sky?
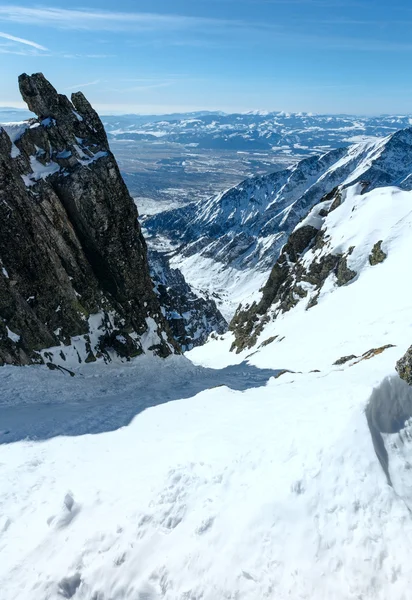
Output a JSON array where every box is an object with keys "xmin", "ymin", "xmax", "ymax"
[{"xmin": 0, "ymin": 0, "xmax": 411, "ymax": 115}]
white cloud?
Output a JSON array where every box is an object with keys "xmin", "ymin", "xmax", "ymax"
[
  {"xmin": 0, "ymin": 30, "xmax": 47, "ymax": 50},
  {"xmin": 65, "ymin": 80, "xmax": 101, "ymax": 90},
  {"xmin": 0, "ymin": 6, "xmax": 243, "ymax": 32},
  {"xmin": 62, "ymin": 53, "xmax": 115, "ymax": 59}
]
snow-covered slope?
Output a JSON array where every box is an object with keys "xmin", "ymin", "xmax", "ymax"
[
  {"xmin": 225, "ymin": 182, "xmax": 412, "ymax": 359},
  {"xmin": 2, "ymin": 183, "xmax": 412, "ymax": 599},
  {"xmin": 145, "ymin": 128, "xmax": 412, "ymax": 317}
]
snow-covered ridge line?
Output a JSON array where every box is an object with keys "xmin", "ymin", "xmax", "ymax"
[
  {"xmin": 229, "ymin": 182, "xmax": 412, "ymax": 356},
  {"xmin": 145, "ymin": 127, "xmax": 412, "ymax": 317}
]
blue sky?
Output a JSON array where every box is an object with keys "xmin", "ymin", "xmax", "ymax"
[{"xmin": 0, "ymin": 0, "xmax": 411, "ymax": 115}]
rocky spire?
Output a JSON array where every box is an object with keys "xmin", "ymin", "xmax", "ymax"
[{"xmin": 0, "ymin": 73, "xmax": 178, "ymax": 366}]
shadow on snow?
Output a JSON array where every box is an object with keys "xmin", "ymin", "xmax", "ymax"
[{"xmin": 0, "ymin": 358, "xmax": 281, "ymax": 444}]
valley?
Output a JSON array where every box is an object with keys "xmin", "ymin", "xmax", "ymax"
[{"xmin": 109, "ymin": 138, "xmax": 297, "ymax": 215}]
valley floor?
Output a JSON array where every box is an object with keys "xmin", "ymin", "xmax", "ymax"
[{"xmin": 1, "ymin": 342, "xmax": 412, "ymax": 600}]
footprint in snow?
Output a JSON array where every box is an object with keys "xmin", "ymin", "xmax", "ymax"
[{"xmin": 48, "ymin": 492, "xmax": 81, "ymax": 529}]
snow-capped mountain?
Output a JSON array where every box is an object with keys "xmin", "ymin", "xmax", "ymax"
[
  {"xmin": 228, "ymin": 182, "xmax": 410, "ymax": 352},
  {"xmin": 5, "ymin": 75, "xmax": 412, "ymax": 600},
  {"xmin": 145, "ymin": 128, "xmax": 412, "ymax": 317},
  {"xmin": 103, "ymin": 111, "xmax": 412, "ymax": 153}
]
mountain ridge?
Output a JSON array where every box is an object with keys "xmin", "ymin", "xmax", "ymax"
[{"xmin": 144, "ymin": 127, "xmax": 412, "ymax": 316}]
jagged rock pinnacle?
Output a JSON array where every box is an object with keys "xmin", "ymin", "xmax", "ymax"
[{"xmin": 0, "ymin": 73, "xmax": 177, "ymax": 365}]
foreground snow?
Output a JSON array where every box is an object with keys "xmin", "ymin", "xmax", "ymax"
[
  {"xmin": 2, "ymin": 183, "xmax": 412, "ymax": 598},
  {"xmin": 1, "ymin": 353, "xmax": 411, "ymax": 600}
]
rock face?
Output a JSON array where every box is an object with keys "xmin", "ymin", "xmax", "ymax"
[
  {"xmin": 229, "ymin": 188, "xmax": 358, "ymax": 352},
  {"xmin": 149, "ymin": 250, "xmax": 227, "ymax": 350},
  {"xmin": 0, "ymin": 73, "xmax": 177, "ymax": 366},
  {"xmin": 396, "ymin": 346, "xmax": 412, "ymax": 386},
  {"xmin": 369, "ymin": 241, "xmax": 387, "ymax": 266}
]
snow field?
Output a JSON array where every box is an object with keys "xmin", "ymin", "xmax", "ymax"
[{"xmin": 2, "ymin": 183, "xmax": 412, "ymax": 598}]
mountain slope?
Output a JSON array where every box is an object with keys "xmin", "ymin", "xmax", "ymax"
[
  {"xmin": 145, "ymin": 128, "xmax": 412, "ymax": 316},
  {"xmin": 149, "ymin": 250, "xmax": 227, "ymax": 350},
  {"xmin": 227, "ymin": 182, "xmax": 412, "ymax": 356},
  {"xmin": 2, "ymin": 181, "xmax": 412, "ymax": 599}
]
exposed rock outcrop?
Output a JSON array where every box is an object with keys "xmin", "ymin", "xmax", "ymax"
[
  {"xmin": 149, "ymin": 250, "xmax": 227, "ymax": 350},
  {"xmin": 369, "ymin": 241, "xmax": 387, "ymax": 266},
  {"xmin": 0, "ymin": 73, "xmax": 177, "ymax": 366},
  {"xmin": 229, "ymin": 184, "xmax": 368, "ymax": 353},
  {"xmin": 229, "ymin": 187, "xmax": 361, "ymax": 353},
  {"xmin": 396, "ymin": 346, "xmax": 412, "ymax": 385}
]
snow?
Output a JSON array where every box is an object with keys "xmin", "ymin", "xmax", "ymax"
[
  {"xmin": 1, "ymin": 266, "xmax": 9, "ymax": 279},
  {"xmin": 10, "ymin": 143, "xmax": 20, "ymax": 158},
  {"xmin": 22, "ymin": 156, "xmax": 61, "ymax": 186},
  {"xmin": 76, "ymin": 150, "xmax": 108, "ymax": 166},
  {"xmin": 0, "ymin": 122, "xmax": 27, "ymax": 158},
  {"xmin": 6, "ymin": 326, "xmax": 20, "ymax": 343},
  {"xmin": 170, "ymin": 252, "xmax": 269, "ymax": 320},
  {"xmin": 2, "ymin": 184, "xmax": 412, "ymax": 598},
  {"xmin": 56, "ymin": 149, "xmax": 72, "ymax": 159},
  {"xmin": 72, "ymin": 110, "xmax": 83, "ymax": 122},
  {"xmin": 293, "ymin": 198, "xmax": 334, "ymax": 232},
  {"xmin": 1, "ymin": 121, "xmax": 28, "ymax": 143}
]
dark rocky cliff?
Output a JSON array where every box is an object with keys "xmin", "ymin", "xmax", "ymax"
[
  {"xmin": 0, "ymin": 73, "xmax": 178, "ymax": 366},
  {"xmin": 149, "ymin": 250, "xmax": 227, "ymax": 351}
]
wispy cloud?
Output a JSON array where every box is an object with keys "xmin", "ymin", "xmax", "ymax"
[
  {"xmin": 62, "ymin": 53, "xmax": 115, "ymax": 59},
  {"xmin": 65, "ymin": 80, "xmax": 101, "ymax": 91},
  {"xmin": 0, "ymin": 5, "xmax": 409, "ymax": 56},
  {"xmin": 0, "ymin": 47, "xmax": 43, "ymax": 55},
  {"xmin": 205, "ymin": 0, "xmax": 366, "ymax": 5},
  {"xmin": 106, "ymin": 79, "xmax": 179, "ymax": 94},
  {"xmin": 0, "ymin": 30, "xmax": 47, "ymax": 50},
  {"xmin": 0, "ymin": 6, "xmax": 245, "ymax": 32}
]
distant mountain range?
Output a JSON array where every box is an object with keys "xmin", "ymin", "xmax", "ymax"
[
  {"xmin": 102, "ymin": 111, "xmax": 412, "ymax": 154},
  {"xmin": 3, "ymin": 107, "xmax": 412, "ymax": 155}
]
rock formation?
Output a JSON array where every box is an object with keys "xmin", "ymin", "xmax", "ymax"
[
  {"xmin": 0, "ymin": 73, "xmax": 178, "ymax": 366},
  {"xmin": 149, "ymin": 250, "xmax": 227, "ymax": 350},
  {"xmin": 396, "ymin": 346, "xmax": 412, "ymax": 386}
]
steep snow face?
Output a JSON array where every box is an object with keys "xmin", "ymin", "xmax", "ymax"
[
  {"xmin": 3, "ymin": 180, "xmax": 412, "ymax": 597},
  {"xmin": 217, "ymin": 183, "xmax": 412, "ymax": 366},
  {"xmin": 145, "ymin": 129, "xmax": 412, "ymax": 317}
]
